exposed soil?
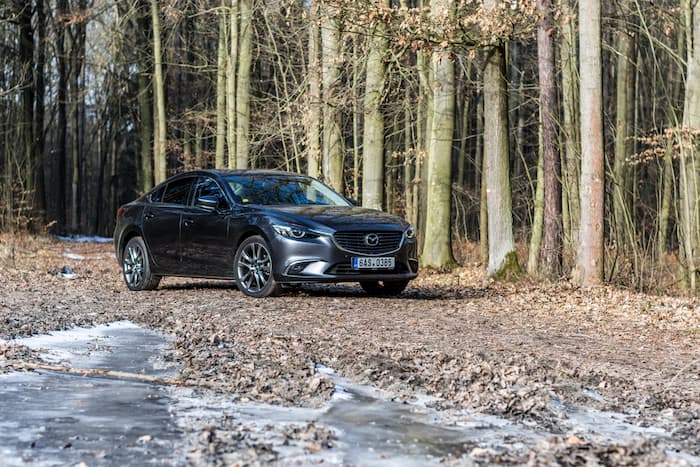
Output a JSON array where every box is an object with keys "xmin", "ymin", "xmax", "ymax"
[{"xmin": 1, "ymin": 235, "xmax": 699, "ymax": 465}]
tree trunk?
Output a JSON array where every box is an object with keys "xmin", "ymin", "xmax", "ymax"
[
  {"xmin": 575, "ymin": 0, "xmax": 605, "ymax": 286},
  {"xmin": 679, "ymin": 0, "xmax": 700, "ymax": 289},
  {"xmin": 151, "ymin": 0, "xmax": 167, "ymax": 184},
  {"xmin": 18, "ymin": 0, "xmax": 34, "ymax": 227},
  {"xmin": 137, "ymin": 70, "xmax": 153, "ymax": 191},
  {"xmin": 421, "ymin": 0, "xmax": 455, "ymax": 268},
  {"xmin": 33, "ymin": 0, "xmax": 47, "ymax": 218},
  {"xmin": 56, "ymin": 0, "xmax": 69, "ymax": 231},
  {"xmin": 362, "ymin": 0, "xmax": 389, "ymax": 210},
  {"xmin": 235, "ymin": 0, "xmax": 253, "ymax": 169},
  {"xmin": 306, "ymin": 0, "xmax": 321, "ymax": 178},
  {"xmin": 215, "ymin": 5, "xmax": 227, "ymax": 169},
  {"xmin": 320, "ymin": 4, "xmax": 344, "ymax": 192},
  {"xmin": 538, "ymin": 0, "xmax": 562, "ymax": 278},
  {"xmin": 528, "ymin": 137, "xmax": 545, "ymax": 275},
  {"xmin": 227, "ymin": 0, "xmax": 238, "ymax": 168},
  {"xmin": 483, "ymin": 19, "xmax": 520, "ymax": 278},
  {"xmin": 613, "ymin": 22, "xmax": 635, "ymax": 251},
  {"xmin": 476, "ymin": 91, "xmax": 487, "ymax": 263},
  {"xmin": 559, "ymin": 0, "xmax": 580, "ymax": 253}
]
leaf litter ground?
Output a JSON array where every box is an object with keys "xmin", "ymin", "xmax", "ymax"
[{"xmin": 0, "ymin": 235, "xmax": 699, "ymax": 465}]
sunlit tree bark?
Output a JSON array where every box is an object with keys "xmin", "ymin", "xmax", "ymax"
[
  {"xmin": 226, "ymin": 0, "xmax": 238, "ymax": 168},
  {"xmin": 361, "ymin": 0, "xmax": 389, "ymax": 210},
  {"xmin": 151, "ymin": 0, "xmax": 167, "ymax": 184},
  {"xmin": 215, "ymin": 5, "xmax": 227, "ymax": 169},
  {"xmin": 422, "ymin": 0, "xmax": 455, "ymax": 268},
  {"xmin": 320, "ymin": 3, "xmax": 343, "ymax": 192},
  {"xmin": 484, "ymin": 0, "xmax": 520, "ymax": 279},
  {"xmin": 575, "ymin": 0, "xmax": 605, "ymax": 285},
  {"xmin": 235, "ymin": 0, "xmax": 252, "ymax": 169},
  {"xmin": 680, "ymin": 0, "xmax": 700, "ymax": 289}
]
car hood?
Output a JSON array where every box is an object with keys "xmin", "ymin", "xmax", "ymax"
[{"xmin": 254, "ymin": 205, "xmax": 409, "ymax": 232}]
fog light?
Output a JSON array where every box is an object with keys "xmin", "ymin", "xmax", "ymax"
[{"xmin": 287, "ymin": 261, "xmax": 313, "ymax": 275}]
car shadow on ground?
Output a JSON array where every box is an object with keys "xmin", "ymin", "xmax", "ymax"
[{"xmin": 158, "ymin": 279, "xmax": 492, "ymax": 301}]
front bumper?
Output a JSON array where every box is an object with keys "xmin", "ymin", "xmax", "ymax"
[{"xmin": 268, "ymin": 233, "xmax": 419, "ymax": 283}]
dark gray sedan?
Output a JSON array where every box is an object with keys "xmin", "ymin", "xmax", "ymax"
[{"xmin": 114, "ymin": 170, "xmax": 418, "ymax": 297}]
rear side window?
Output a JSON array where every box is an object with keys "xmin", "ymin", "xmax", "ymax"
[
  {"xmin": 162, "ymin": 177, "xmax": 195, "ymax": 205},
  {"xmin": 149, "ymin": 186, "xmax": 165, "ymax": 203}
]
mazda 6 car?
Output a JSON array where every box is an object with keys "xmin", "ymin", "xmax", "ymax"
[{"xmin": 114, "ymin": 170, "xmax": 418, "ymax": 297}]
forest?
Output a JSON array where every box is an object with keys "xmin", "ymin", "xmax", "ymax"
[{"xmin": 1, "ymin": 0, "xmax": 699, "ymax": 292}]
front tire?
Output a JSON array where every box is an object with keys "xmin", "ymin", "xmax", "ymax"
[
  {"xmin": 360, "ymin": 280, "xmax": 409, "ymax": 296},
  {"xmin": 234, "ymin": 235, "xmax": 281, "ymax": 298},
  {"xmin": 122, "ymin": 237, "xmax": 160, "ymax": 291}
]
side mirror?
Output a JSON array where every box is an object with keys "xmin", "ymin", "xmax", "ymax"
[{"xmin": 196, "ymin": 195, "xmax": 219, "ymax": 211}]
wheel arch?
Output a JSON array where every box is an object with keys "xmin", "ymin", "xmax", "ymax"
[
  {"xmin": 234, "ymin": 226, "xmax": 270, "ymax": 251},
  {"xmin": 118, "ymin": 228, "xmax": 144, "ymax": 264}
]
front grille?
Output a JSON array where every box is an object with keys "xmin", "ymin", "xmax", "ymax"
[{"xmin": 332, "ymin": 231, "xmax": 404, "ymax": 255}]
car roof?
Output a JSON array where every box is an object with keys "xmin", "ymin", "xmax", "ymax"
[
  {"xmin": 145, "ymin": 169, "xmax": 309, "ymax": 196},
  {"xmin": 198, "ymin": 169, "xmax": 306, "ymax": 177}
]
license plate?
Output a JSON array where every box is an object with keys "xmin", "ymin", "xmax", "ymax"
[{"xmin": 352, "ymin": 257, "xmax": 395, "ymax": 270}]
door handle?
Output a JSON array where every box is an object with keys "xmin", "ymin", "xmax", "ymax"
[{"xmin": 183, "ymin": 218, "xmax": 194, "ymax": 227}]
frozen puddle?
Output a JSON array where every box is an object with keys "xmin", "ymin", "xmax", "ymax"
[
  {"xmin": 1, "ymin": 322, "xmax": 696, "ymax": 466},
  {"xmin": 0, "ymin": 321, "xmax": 183, "ymax": 466}
]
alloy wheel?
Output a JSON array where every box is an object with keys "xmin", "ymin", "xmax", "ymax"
[
  {"xmin": 123, "ymin": 243, "xmax": 145, "ymax": 288},
  {"xmin": 237, "ymin": 241, "xmax": 272, "ymax": 293}
]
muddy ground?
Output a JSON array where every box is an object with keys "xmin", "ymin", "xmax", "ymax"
[{"xmin": 1, "ymin": 236, "xmax": 699, "ymax": 465}]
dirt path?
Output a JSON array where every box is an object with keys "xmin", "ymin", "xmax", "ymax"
[{"xmin": 1, "ymin": 237, "xmax": 699, "ymax": 464}]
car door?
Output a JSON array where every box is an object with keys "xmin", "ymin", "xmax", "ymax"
[
  {"xmin": 142, "ymin": 176, "xmax": 195, "ymax": 274},
  {"xmin": 180, "ymin": 177, "xmax": 234, "ymax": 278}
]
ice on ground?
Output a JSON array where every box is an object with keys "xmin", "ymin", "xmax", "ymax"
[
  {"xmin": 55, "ymin": 235, "xmax": 112, "ymax": 243},
  {"xmin": 62, "ymin": 252, "xmax": 85, "ymax": 260}
]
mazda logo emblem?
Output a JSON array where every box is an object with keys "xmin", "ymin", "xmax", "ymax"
[{"xmin": 364, "ymin": 233, "xmax": 380, "ymax": 246}]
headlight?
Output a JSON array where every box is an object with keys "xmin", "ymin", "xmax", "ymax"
[
  {"xmin": 272, "ymin": 224, "xmax": 320, "ymax": 239},
  {"xmin": 405, "ymin": 225, "xmax": 416, "ymax": 239}
]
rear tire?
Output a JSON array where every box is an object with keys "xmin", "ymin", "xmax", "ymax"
[
  {"xmin": 122, "ymin": 237, "xmax": 160, "ymax": 291},
  {"xmin": 234, "ymin": 235, "xmax": 281, "ymax": 298},
  {"xmin": 360, "ymin": 280, "xmax": 409, "ymax": 296}
]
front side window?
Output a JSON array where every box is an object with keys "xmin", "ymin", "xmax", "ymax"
[
  {"xmin": 224, "ymin": 175, "xmax": 350, "ymax": 206},
  {"xmin": 162, "ymin": 177, "xmax": 195, "ymax": 205}
]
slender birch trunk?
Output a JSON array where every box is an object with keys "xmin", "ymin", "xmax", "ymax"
[
  {"xmin": 559, "ymin": 0, "xmax": 580, "ymax": 253},
  {"xmin": 613, "ymin": 20, "xmax": 634, "ymax": 251},
  {"xmin": 306, "ymin": 0, "xmax": 321, "ymax": 178},
  {"xmin": 227, "ymin": 0, "xmax": 238, "ymax": 168},
  {"xmin": 215, "ymin": 5, "xmax": 227, "ymax": 169},
  {"xmin": 151, "ymin": 0, "xmax": 167, "ymax": 184},
  {"xmin": 528, "ymin": 137, "xmax": 544, "ymax": 275},
  {"xmin": 236, "ymin": 0, "xmax": 253, "ymax": 169}
]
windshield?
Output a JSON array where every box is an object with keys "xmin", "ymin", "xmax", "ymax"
[{"xmin": 224, "ymin": 175, "xmax": 351, "ymax": 207}]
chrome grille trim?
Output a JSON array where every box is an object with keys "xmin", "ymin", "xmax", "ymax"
[{"xmin": 332, "ymin": 231, "xmax": 405, "ymax": 255}]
